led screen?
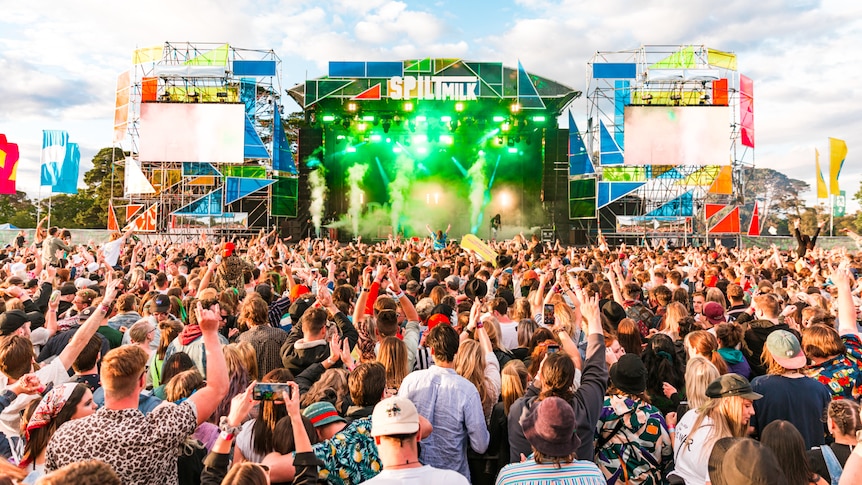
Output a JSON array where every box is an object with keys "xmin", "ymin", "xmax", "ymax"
[
  {"xmin": 623, "ymin": 106, "xmax": 730, "ymax": 166},
  {"xmin": 139, "ymin": 103, "xmax": 244, "ymax": 163}
]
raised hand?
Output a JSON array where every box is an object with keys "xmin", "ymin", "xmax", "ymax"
[
  {"xmin": 195, "ymin": 302, "xmax": 222, "ymax": 334},
  {"xmin": 227, "ymin": 382, "xmax": 256, "ymax": 427}
]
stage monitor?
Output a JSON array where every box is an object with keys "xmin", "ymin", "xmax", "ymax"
[
  {"xmin": 623, "ymin": 106, "xmax": 730, "ymax": 166},
  {"xmin": 139, "ymin": 103, "xmax": 244, "ymax": 163}
]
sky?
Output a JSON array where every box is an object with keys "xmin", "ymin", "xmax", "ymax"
[{"xmin": 1, "ymin": 0, "xmax": 859, "ymax": 212}]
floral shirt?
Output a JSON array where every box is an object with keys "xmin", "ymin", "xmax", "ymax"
[
  {"xmin": 804, "ymin": 334, "xmax": 862, "ymax": 401},
  {"xmin": 594, "ymin": 395, "xmax": 673, "ymax": 485},
  {"xmin": 308, "ymin": 417, "xmax": 381, "ymax": 485}
]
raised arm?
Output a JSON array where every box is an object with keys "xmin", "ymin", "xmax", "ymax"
[
  {"xmin": 832, "ymin": 264, "xmax": 859, "ymax": 338},
  {"xmin": 188, "ymin": 302, "xmax": 230, "ymax": 426},
  {"xmin": 57, "ymin": 277, "xmax": 121, "ymax": 370}
]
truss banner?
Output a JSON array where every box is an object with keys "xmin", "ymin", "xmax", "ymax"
[
  {"xmin": 705, "ymin": 203, "xmax": 727, "ymax": 220},
  {"xmin": 747, "ymin": 202, "xmax": 760, "ymax": 236},
  {"xmin": 709, "ymin": 206, "xmax": 740, "ymax": 233},
  {"xmin": 568, "ymin": 113, "xmax": 593, "ymax": 176},
  {"xmin": 107, "ymin": 201, "xmax": 119, "ymax": 231},
  {"xmin": 740, "ymin": 75, "xmax": 754, "ymax": 148},
  {"xmin": 113, "ymin": 71, "xmax": 131, "ymax": 144},
  {"xmin": 172, "ymin": 189, "xmax": 223, "ymax": 216},
  {"xmin": 225, "ymin": 177, "xmax": 275, "ymax": 205}
]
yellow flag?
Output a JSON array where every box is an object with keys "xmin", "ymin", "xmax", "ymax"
[
  {"xmin": 829, "ymin": 138, "xmax": 847, "ymax": 196},
  {"xmin": 815, "ymin": 149, "xmax": 828, "ymax": 199}
]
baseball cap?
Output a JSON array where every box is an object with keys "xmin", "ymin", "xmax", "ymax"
[
  {"xmin": 302, "ymin": 402, "xmax": 346, "ymax": 428},
  {"xmin": 703, "ymin": 302, "xmax": 726, "ymax": 325},
  {"xmin": 223, "ymin": 242, "xmax": 236, "ymax": 258},
  {"xmin": 371, "ymin": 396, "xmax": 420, "ymax": 437},
  {"xmin": 59, "ymin": 283, "xmax": 78, "ymax": 296},
  {"xmin": 523, "ymin": 270, "xmax": 538, "ymax": 281},
  {"xmin": 0, "ymin": 310, "xmax": 29, "ymax": 336},
  {"xmin": 705, "ymin": 373, "xmax": 762, "ymax": 400},
  {"xmin": 151, "ymin": 294, "xmax": 171, "ymax": 313},
  {"xmin": 427, "ymin": 313, "xmax": 450, "ymax": 330},
  {"xmin": 765, "ymin": 329, "xmax": 807, "ymax": 370},
  {"xmin": 290, "ymin": 284, "xmax": 310, "ymax": 301},
  {"xmin": 78, "ymin": 306, "xmax": 98, "ymax": 321}
]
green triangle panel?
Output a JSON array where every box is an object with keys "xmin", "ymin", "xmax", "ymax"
[
  {"xmin": 185, "ymin": 44, "xmax": 229, "ymax": 66},
  {"xmin": 517, "ymin": 61, "xmax": 545, "ymax": 109},
  {"xmin": 222, "ymin": 165, "xmax": 266, "ymax": 179},
  {"xmin": 272, "ymin": 177, "xmax": 299, "ymax": 217},
  {"xmin": 225, "ymin": 177, "xmax": 276, "ymax": 204},
  {"xmin": 434, "ymin": 58, "xmax": 461, "ymax": 74},
  {"xmin": 404, "ymin": 58, "xmax": 431, "ymax": 73},
  {"xmin": 650, "ymin": 46, "xmax": 696, "ymax": 69},
  {"xmin": 173, "ymin": 188, "xmax": 223, "ymax": 216},
  {"xmin": 437, "ymin": 61, "xmax": 472, "ymax": 77},
  {"xmin": 305, "ymin": 79, "xmax": 354, "ymax": 105}
]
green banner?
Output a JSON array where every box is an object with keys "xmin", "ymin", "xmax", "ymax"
[{"xmin": 834, "ymin": 190, "xmax": 846, "ymax": 217}]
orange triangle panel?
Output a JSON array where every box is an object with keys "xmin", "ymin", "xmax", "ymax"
[
  {"xmin": 705, "ymin": 203, "xmax": 727, "ymax": 219},
  {"xmin": 352, "ymin": 83, "xmax": 381, "ymax": 100},
  {"xmin": 125, "ymin": 204, "xmax": 143, "ymax": 221},
  {"xmin": 709, "ymin": 207, "xmax": 740, "ymax": 234},
  {"xmin": 107, "ymin": 202, "xmax": 119, "ymax": 231},
  {"xmin": 125, "ymin": 204, "xmax": 158, "ymax": 232},
  {"xmin": 747, "ymin": 201, "xmax": 760, "ymax": 236},
  {"xmin": 708, "ymin": 165, "xmax": 733, "ymax": 195}
]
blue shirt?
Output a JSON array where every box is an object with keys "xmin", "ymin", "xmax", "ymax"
[
  {"xmin": 495, "ymin": 459, "xmax": 606, "ymax": 485},
  {"xmin": 398, "ymin": 365, "xmax": 489, "ymax": 480}
]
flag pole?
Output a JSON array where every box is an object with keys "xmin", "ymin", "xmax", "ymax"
[{"xmin": 830, "ymin": 194, "xmax": 834, "ymax": 237}]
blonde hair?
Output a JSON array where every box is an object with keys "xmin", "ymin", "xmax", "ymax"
[
  {"xmin": 685, "ymin": 356, "xmax": 720, "ymax": 411},
  {"xmin": 692, "ymin": 394, "xmax": 752, "ymax": 445},
  {"xmin": 232, "ymin": 341, "xmax": 259, "ymax": 381},
  {"xmin": 662, "ymin": 301, "xmax": 689, "ymax": 336},
  {"xmin": 454, "ymin": 339, "xmax": 494, "ymax": 418},
  {"xmin": 377, "ymin": 336, "xmax": 409, "ymax": 391},
  {"xmin": 705, "ymin": 287, "xmax": 727, "ymax": 309},
  {"xmin": 501, "ymin": 360, "xmax": 529, "ymax": 415},
  {"xmin": 481, "ymin": 314, "xmax": 508, "ymax": 352}
]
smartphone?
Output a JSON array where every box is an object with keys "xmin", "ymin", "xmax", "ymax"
[
  {"xmin": 781, "ymin": 275, "xmax": 789, "ymax": 286},
  {"xmin": 543, "ymin": 304, "xmax": 555, "ymax": 326},
  {"xmin": 547, "ymin": 345, "xmax": 560, "ymax": 354},
  {"xmin": 252, "ymin": 382, "xmax": 291, "ymax": 401}
]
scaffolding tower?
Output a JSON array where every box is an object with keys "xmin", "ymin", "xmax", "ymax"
[{"xmin": 577, "ymin": 44, "xmax": 754, "ymax": 245}]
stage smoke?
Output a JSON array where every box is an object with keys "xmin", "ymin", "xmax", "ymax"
[
  {"xmin": 346, "ymin": 163, "xmax": 368, "ymax": 236},
  {"xmin": 388, "ymin": 154, "xmax": 414, "ymax": 235},
  {"xmin": 468, "ymin": 154, "xmax": 486, "ymax": 234},
  {"xmin": 308, "ymin": 167, "xmax": 327, "ymax": 237}
]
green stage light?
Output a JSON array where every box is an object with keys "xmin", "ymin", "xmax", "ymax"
[
  {"xmin": 478, "ymin": 150, "xmax": 485, "ymax": 156},
  {"xmin": 393, "ymin": 146, "xmax": 402, "ymax": 153},
  {"xmin": 510, "ymin": 103, "xmax": 521, "ymax": 113},
  {"xmin": 346, "ymin": 146, "xmax": 357, "ymax": 153},
  {"xmin": 492, "ymin": 115, "xmax": 506, "ymax": 122},
  {"xmin": 416, "ymin": 115, "xmax": 427, "ymax": 122},
  {"xmin": 417, "ymin": 147, "xmax": 428, "ymax": 154},
  {"xmin": 404, "ymin": 102, "xmax": 414, "ymax": 112},
  {"xmin": 322, "ymin": 115, "xmax": 336, "ymax": 122},
  {"xmin": 362, "ymin": 115, "xmax": 375, "ymax": 122},
  {"xmin": 413, "ymin": 134, "xmax": 428, "ymax": 144},
  {"xmin": 507, "ymin": 147, "xmax": 518, "ymax": 153},
  {"xmin": 336, "ymin": 134, "xmax": 346, "ymax": 140},
  {"xmin": 440, "ymin": 115, "xmax": 452, "ymax": 122},
  {"xmin": 532, "ymin": 115, "xmax": 546, "ymax": 122},
  {"xmin": 501, "ymin": 122, "xmax": 511, "ymax": 132},
  {"xmin": 455, "ymin": 102, "xmax": 464, "ymax": 112},
  {"xmin": 357, "ymin": 122, "xmax": 368, "ymax": 131},
  {"xmin": 370, "ymin": 134, "xmax": 382, "ymax": 142},
  {"xmin": 385, "ymin": 137, "xmax": 392, "ymax": 143},
  {"xmin": 439, "ymin": 134, "xmax": 454, "ymax": 145}
]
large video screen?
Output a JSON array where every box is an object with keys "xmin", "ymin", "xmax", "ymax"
[
  {"xmin": 139, "ymin": 103, "xmax": 244, "ymax": 163},
  {"xmin": 623, "ymin": 106, "xmax": 730, "ymax": 166}
]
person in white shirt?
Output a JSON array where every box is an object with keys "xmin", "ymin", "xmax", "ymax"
[
  {"xmin": 489, "ymin": 297, "xmax": 518, "ymax": 350},
  {"xmin": 362, "ymin": 396, "xmax": 468, "ymax": 485}
]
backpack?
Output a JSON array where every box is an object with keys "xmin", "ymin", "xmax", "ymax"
[{"xmin": 624, "ymin": 301, "xmax": 655, "ymax": 338}]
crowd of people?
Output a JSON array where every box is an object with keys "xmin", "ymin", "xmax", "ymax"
[{"xmin": 0, "ymin": 223, "xmax": 861, "ymax": 485}]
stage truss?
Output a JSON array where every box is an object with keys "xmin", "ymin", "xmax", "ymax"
[
  {"xmin": 109, "ymin": 42, "xmax": 298, "ymax": 233},
  {"xmin": 571, "ymin": 44, "xmax": 756, "ymax": 244}
]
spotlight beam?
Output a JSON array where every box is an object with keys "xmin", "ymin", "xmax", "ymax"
[
  {"xmin": 374, "ymin": 157, "xmax": 390, "ymax": 187},
  {"xmin": 450, "ymin": 157, "xmax": 468, "ymax": 177}
]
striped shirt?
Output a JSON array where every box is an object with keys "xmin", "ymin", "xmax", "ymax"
[{"xmin": 495, "ymin": 459, "xmax": 606, "ymax": 485}]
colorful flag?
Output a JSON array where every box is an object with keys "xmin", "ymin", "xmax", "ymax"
[
  {"xmin": 829, "ymin": 137, "xmax": 847, "ymax": 196},
  {"xmin": 815, "ymin": 148, "xmax": 828, "ymax": 199},
  {"xmin": 0, "ymin": 134, "xmax": 21, "ymax": 195},
  {"xmin": 41, "ymin": 130, "xmax": 68, "ymax": 188},
  {"xmin": 52, "ymin": 142, "xmax": 80, "ymax": 194}
]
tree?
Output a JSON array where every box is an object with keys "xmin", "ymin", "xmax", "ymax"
[
  {"xmin": 77, "ymin": 147, "xmax": 126, "ymax": 227},
  {"xmin": 0, "ymin": 191, "xmax": 37, "ymax": 228},
  {"xmin": 742, "ymin": 167, "xmax": 809, "ymax": 231}
]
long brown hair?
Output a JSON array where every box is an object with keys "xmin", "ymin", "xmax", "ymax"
[
  {"xmin": 454, "ymin": 339, "xmax": 494, "ymax": 418},
  {"xmin": 501, "ymin": 360, "xmax": 529, "ymax": 415},
  {"xmin": 377, "ymin": 336, "xmax": 409, "ymax": 391}
]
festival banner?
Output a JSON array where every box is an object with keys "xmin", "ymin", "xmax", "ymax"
[
  {"xmin": 0, "ymin": 134, "xmax": 20, "ymax": 195},
  {"xmin": 52, "ymin": 142, "xmax": 80, "ymax": 194},
  {"xmin": 739, "ymin": 75, "xmax": 754, "ymax": 148},
  {"xmin": 829, "ymin": 137, "xmax": 847, "ymax": 196},
  {"xmin": 815, "ymin": 149, "xmax": 828, "ymax": 199},
  {"xmin": 41, "ymin": 130, "xmax": 68, "ymax": 188}
]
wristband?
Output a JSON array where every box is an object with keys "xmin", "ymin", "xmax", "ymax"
[
  {"xmin": 667, "ymin": 427, "xmax": 676, "ymax": 433},
  {"xmin": 394, "ymin": 291, "xmax": 405, "ymax": 299},
  {"xmin": 219, "ymin": 431, "xmax": 235, "ymax": 441},
  {"xmin": 219, "ymin": 416, "xmax": 242, "ymax": 436}
]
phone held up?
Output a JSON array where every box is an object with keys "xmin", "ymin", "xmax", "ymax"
[
  {"xmin": 253, "ymin": 382, "xmax": 291, "ymax": 401},
  {"xmin": 543, "ymin": 304, "xmax": 555, "ymax": 326}
]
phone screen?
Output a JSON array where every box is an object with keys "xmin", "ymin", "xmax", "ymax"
[
  {"xmin": 547, "ymin": 345, "xmax": 560, "ymax": 354},
  {"xmin": 253, "ymin": 383, "xmax": 291, "ymax": 401},
  {"xmin": 543, "ymin": 304, "xmax": 555, "ymax": 326}
]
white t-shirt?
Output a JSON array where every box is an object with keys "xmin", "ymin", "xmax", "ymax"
[
  {"xmin": 101, "ymin": 237, "xmax": 125, "ymax": 267},
  {"xmin": 361, "ymin": 464, "xmax": 469, "ymax": 485},
  {"xmin": 498, "ymin": 320, "xmax": 519, "ymax": 350},
  {"xmin": 668, "ymin": 409, "xmax": 715, "ymax": 485}
]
